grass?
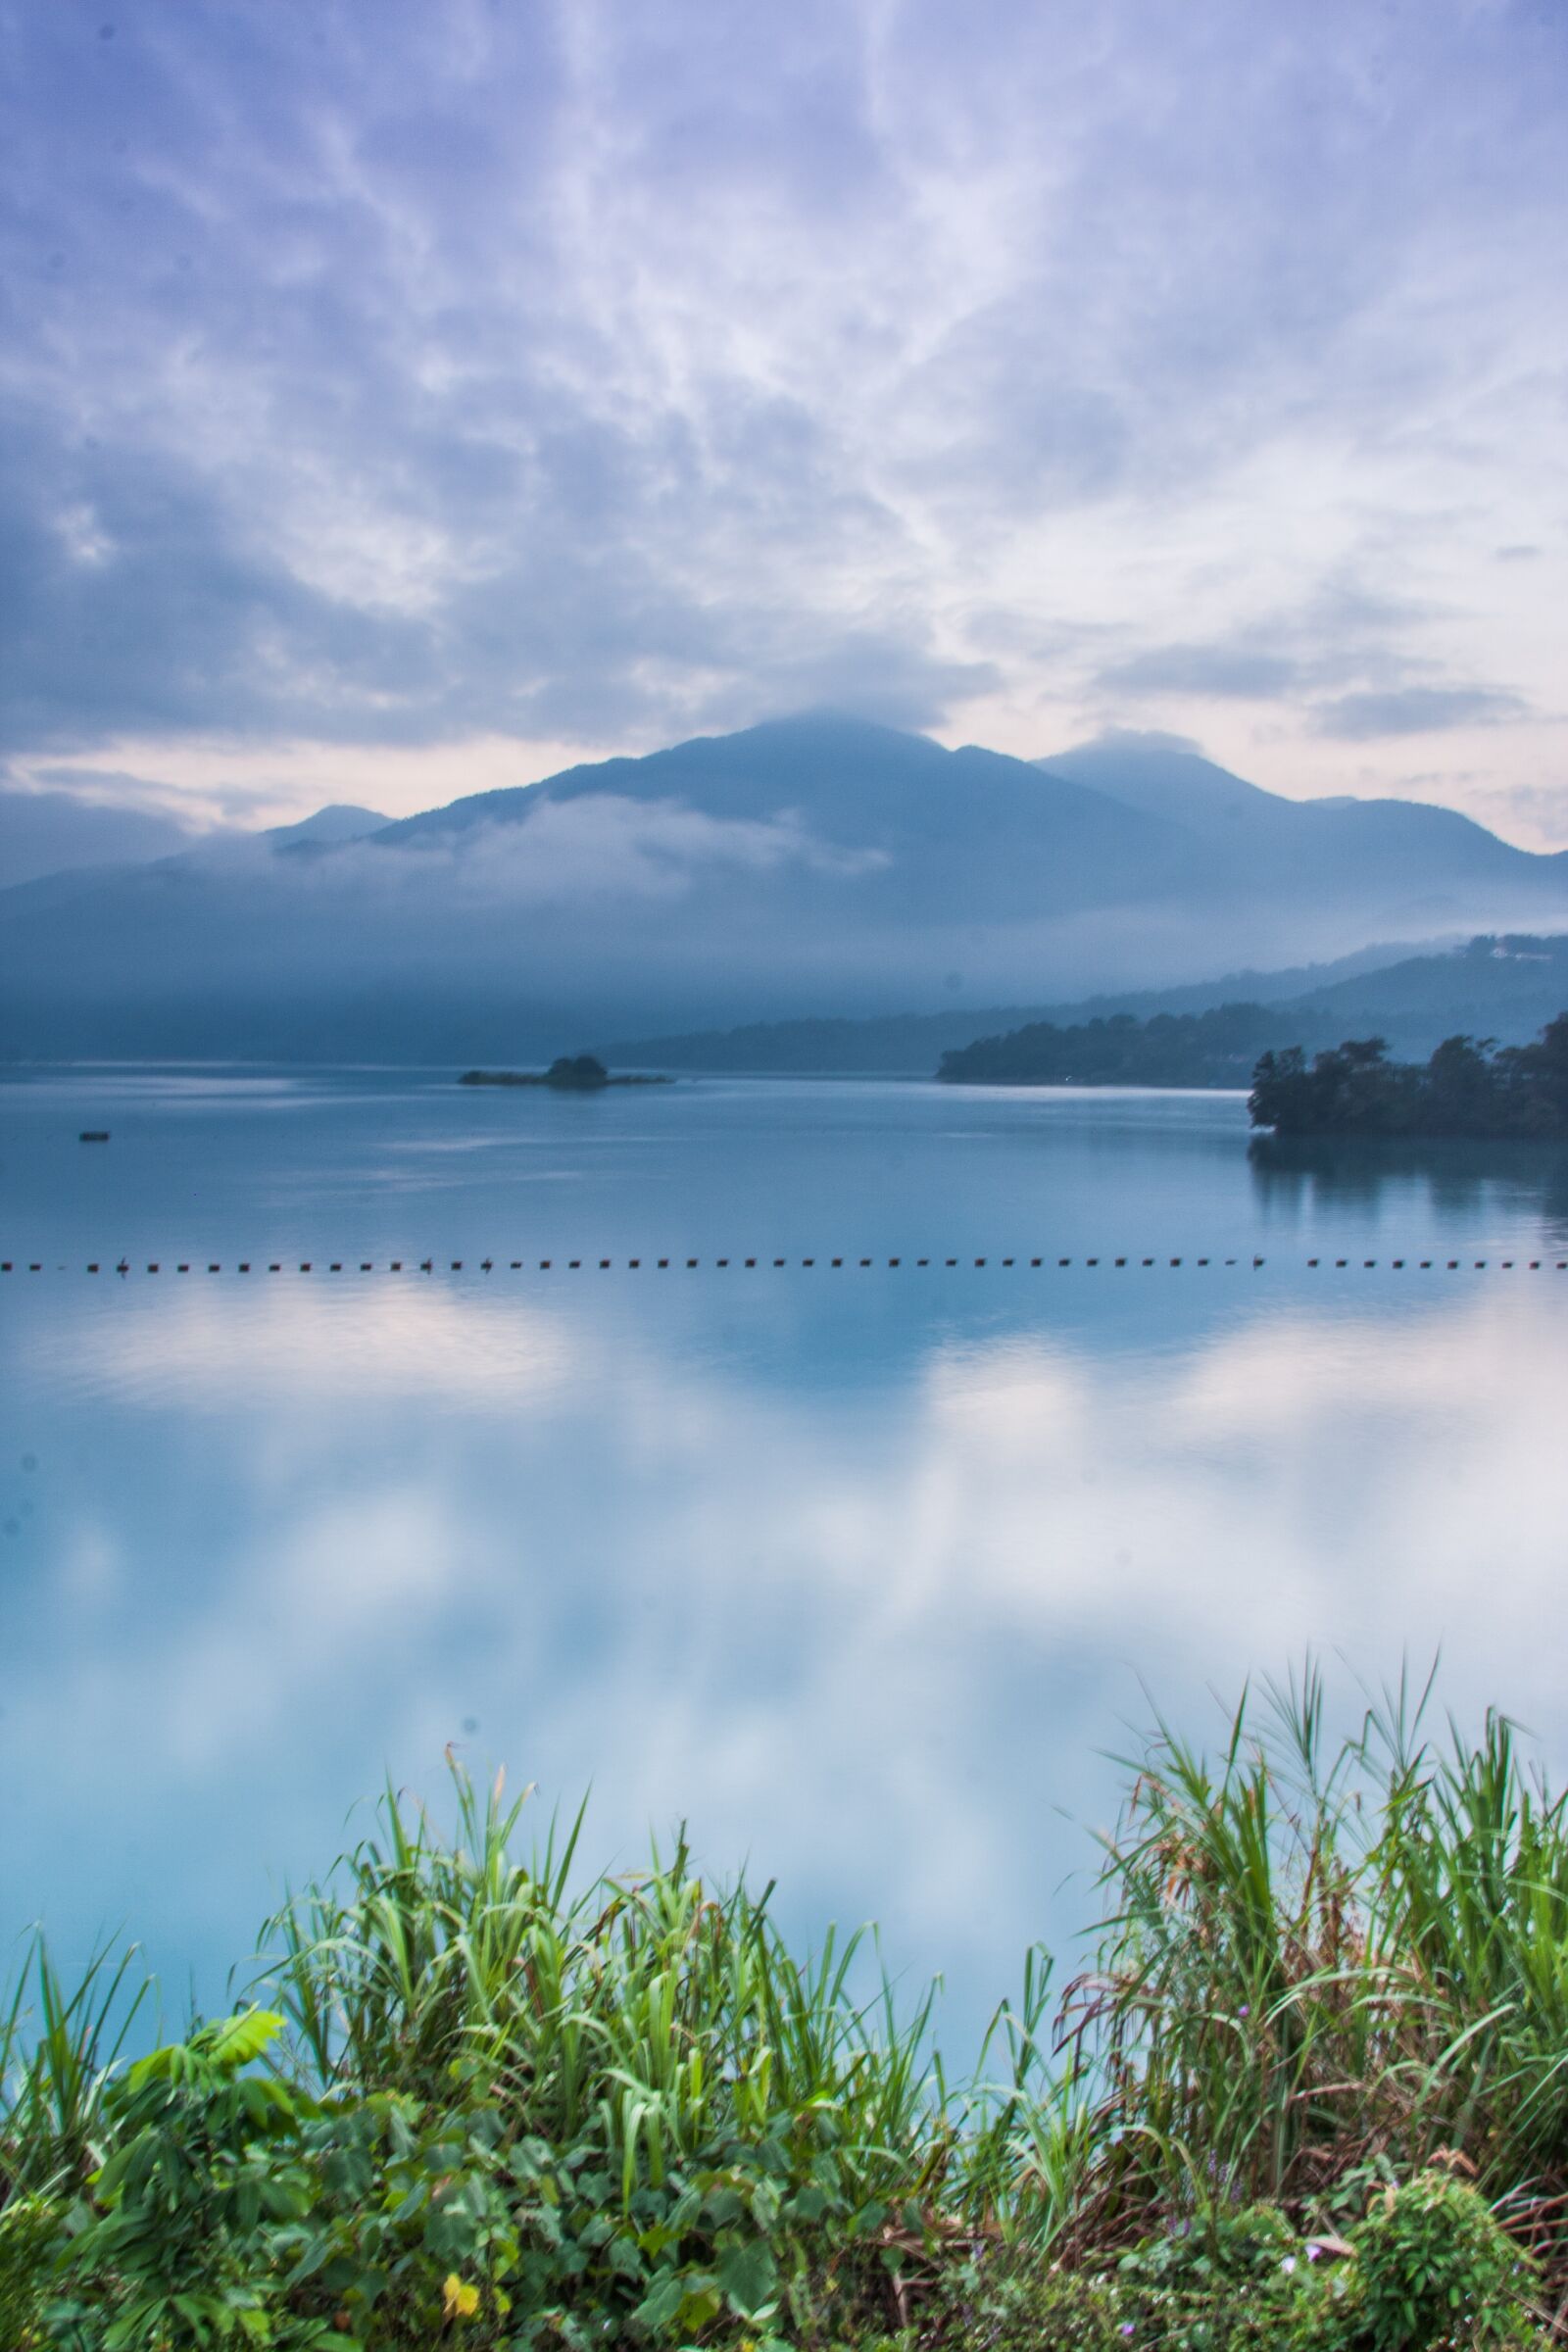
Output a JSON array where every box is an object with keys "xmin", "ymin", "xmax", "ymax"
[{"xmin": 2, "ymin": 1668, "xmax": 1565, "ymax": 2346}]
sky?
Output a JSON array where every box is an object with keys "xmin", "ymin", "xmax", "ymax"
[{"xmin": 2, "ymin": 0, "xmax": 1565, "ymax": 844}]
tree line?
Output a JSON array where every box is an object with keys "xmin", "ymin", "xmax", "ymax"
[
  {"xmin": 1249, "ymin": 1016, "xmax": 1568, "ymax": 1137},
  {"xmin": 938, "ymin": 1003, "xmax": 1290, "ymax": 1087}
]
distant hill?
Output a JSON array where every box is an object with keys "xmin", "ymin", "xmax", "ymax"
[
  {"xmin": 614, "ymin": 937, "xmax": 1568, "ymax": 1080},
  {"xmin": 600, "ymin": 944, "xmax": 1434, "ymax": 1073},
  {"xmin": 0, "ymin": 786, "xmax": 203, "ymax": 890},
  {"xmin": 1283, "ymin": 933, "xmax": 1568, "ymax": 1041},
  {"xmin": 940, "ymin": 1004, "xmax": 1304, "ymax": 1089},
  {"xmin": 0, "ymin": 792, "xmax": 386, "ymax": 896},
  {"xmin": 272, "ymin": 804, "xmax": 388, "ymax": 848},
  {"xmin": 938, "ymin": 937, "xmax": 1568, "ymax": 1088},
  {"xmin": 2, "ymin": 714, "xmax": 1565, "ymax": 1062},
  {"xmin": 168, "ymin": 803, "xmax": 389, "ymax": 872}
]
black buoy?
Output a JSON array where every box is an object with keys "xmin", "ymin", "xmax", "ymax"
[{"xmin": 79, "ymin": 1130, "xmax": 110, "ymax": 1143}]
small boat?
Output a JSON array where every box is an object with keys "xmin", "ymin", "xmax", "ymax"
[{"xmin": 79, "ymin": 1130, "xmax": 111, "ymax": 1143}]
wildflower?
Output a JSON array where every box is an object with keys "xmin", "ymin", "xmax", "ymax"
[
  {"xmin": 443, "ymin": 2274, "xmax": 481, "ymax": 2323},
  {"xmin": 1306, "ymin": 2243, "xmax": 1322, "ymax": 2263},
  {"xmin": 1281, "ymin": 2256, "xmax": 1298, "ymax": 2276},
  {"xmin": 1119, "ymin": 2325, "xmax": 1136, "ymax": 2337}
]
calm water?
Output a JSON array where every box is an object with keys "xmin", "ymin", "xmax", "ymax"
[{"xmin": 3, "ymin": 1067, "xmax": 1567, "ymax": 2051}]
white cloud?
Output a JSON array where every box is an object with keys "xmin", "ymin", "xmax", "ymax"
[
  {"xmin": 0, "ymin": 0, "xmax": 1564, "ymax": 836},
  {"xmin": 337, "ymin": 796, "xmax": 891, "ymax": 906}
]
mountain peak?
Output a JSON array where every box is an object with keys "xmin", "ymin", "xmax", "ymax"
[
  {"xmin": 268, "ymin": 803, "xmax": 388, "ymax": 846},
  {"xmin": 739, "ymin": 707, "xmax": 940, "ymax": 746},
  {"xmin": 1036, "ymin": 736, "xmax": 1276, "ymax": 830},
  {"xmin": 6, "ymin": 714, "xmax": 1563, "ymax": 1063}
]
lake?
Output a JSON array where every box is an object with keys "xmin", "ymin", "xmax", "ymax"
[{"xmin": 3, "ymin": 1066, "xmax": 1566, "ymax": 2056}]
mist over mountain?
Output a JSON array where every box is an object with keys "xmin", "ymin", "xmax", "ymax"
[
  {"xmin": 606, "ymin": 937, "xmax": 1568, "ymax": 1075},
  {"xmin": 0, "ymin": 787, "xmax": 204, "ymax": 891},
  {"xmin": 1, "ymin": 716, "xmax": 1563, "ymax": 1064}
]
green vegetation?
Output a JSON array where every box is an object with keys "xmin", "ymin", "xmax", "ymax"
[
  {"xmin": 4, "ymin": 1676, "xmax": 1566, "ymax": 2346},
  {"xmin": 460, "ymin": 1059, "xmax": 671, "ymax": 1092},
  {"xmin": 1250, "ymin": 1018, "xmax": 1568, "ymax": 1137},
  {"xmin": 938, "ymin": 1004, "xmax": 1291, "ymax": 1088}
]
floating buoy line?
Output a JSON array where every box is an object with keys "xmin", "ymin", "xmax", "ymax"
[{"xmin": 2, "ymin": 1254, "xmax": 1564, "ymax": 1277}]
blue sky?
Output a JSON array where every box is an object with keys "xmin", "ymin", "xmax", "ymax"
[{"xmin": 2, "ymin": 0, "xmax": 1565, "ymax": 839}]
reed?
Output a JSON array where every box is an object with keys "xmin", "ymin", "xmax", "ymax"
[
  {"xmin": 0, "ymin": 1935, "xmax": 153, "ymax": 2194},
  {"xmin": 1053, "ymin": 1669, "xmax": 1568, "ymax": 2265},
  {"xmin": 262, "ymin": 1770, "xmax": 952, "ymax": 2209},
  {"xmin": 2, "ymin": 1671, "xmax": 1564, "ymax": 2347}
]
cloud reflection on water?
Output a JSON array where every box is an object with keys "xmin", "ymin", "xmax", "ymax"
[{"xmin": 4, "ymin": 1276, "xmax": 1565, "ymax": 2049}]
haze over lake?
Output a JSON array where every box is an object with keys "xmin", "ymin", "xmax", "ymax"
[{"xmin": 5, "ymin": 1067, "xmax": 1565, "ymax": 2050}]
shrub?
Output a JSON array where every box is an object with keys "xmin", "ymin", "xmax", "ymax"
[
  {"xmin": 0, "ymin": 2192, "xmax": 59, "ymax": 2349},
  {"xmin": 4, "ymin": 1678, "xmax": 1568, "ymax": 2345},
  {"xmin": 1349, "ymin": 2170, "xmax": 1535, "ymax": 2351}
]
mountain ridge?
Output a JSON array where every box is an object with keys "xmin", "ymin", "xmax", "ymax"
[
  {"xmin": 601, "ymin": 935, "xmax": 1568, "ymax": 1075},
  {"xmin": 1, "ymin": 716, "xmax": 1563, "ymax": 1062}
]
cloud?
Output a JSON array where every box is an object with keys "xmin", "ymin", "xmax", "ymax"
[
  {"xmin": 1097, "ymin": 644, "xmax": 1304, "ymax": 701},
  {"xmin": 1067, "ymin": 726, "xmax": 1204, "ymax": 757},
  {"xmin": 1312, "ymin": 686, "xmax": 1531, "ymax": 740},
  {"xmin": 323, "ymin": 795, "xmax": 891, "ymax": 906},
  {"xmin": 30, "ymin": 766, "xmax": 244, "ymax": 824},
  {"xmin": 11, "ymin": 1275, "xmax": 1568, "ymax": 2028},
  {"xmin": 1088, "ymin": 585, "xmax": 1440, "ymax": 711},
  {"xmin": 0, "ymin": 0, "xmax": 1564, "ymax": 830}
]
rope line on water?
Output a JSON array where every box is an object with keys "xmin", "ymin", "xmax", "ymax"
[{"xmin": 3, "ymin": 1255, "xmax": 1565, "ymax": 1276}]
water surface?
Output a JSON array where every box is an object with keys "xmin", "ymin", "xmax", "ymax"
[{"xmin": 3, "ymin": 1068, "xmax": 1565, "ymax": 2050}]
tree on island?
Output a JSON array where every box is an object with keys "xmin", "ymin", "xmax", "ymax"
[
  {"xmin": 544, "ymin": 1054, "xmax": 610, "ymax": 1090},
  {"xmin": 459, "ymin": 1057, "xmax": 669, "ymax": 1088},
  {"xmin": 1249, "ymin": 1015, "xmax": 1568, "ymax": 1137}
]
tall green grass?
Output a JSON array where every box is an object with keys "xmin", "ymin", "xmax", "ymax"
[
  {"xmin": 264, "ymin": 1767, "xmax": 954, "ymax": 2215},
  {"xmin": 1, "ymin": 1936, "xmax": 152, "ymax": 2192},
  {"xmin": 3, "ymin": 1670, "xmax": 1567, "ymax": 2345},
  {"xmin": 1061, "ymin": 1669, "xmax": 1568, "ymax": 2263}
]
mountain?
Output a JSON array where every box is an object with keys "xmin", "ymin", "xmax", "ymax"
[
  {"xmin": 604, "ymin": 937, "xmax": 1568, "ymax": 1075},
  {"xmin": 272, "ymin": 804, "xmax": 388, "ymax": 848},
  {"xmin": 0, "ymin": 791, "xmax": 386, "ymax": 896},
  {"xmin": 598, "ymin": 944, "xmax": 1434, "ymax": 1073},
  {"xmin": 938, "ymin": 1004, "xmax": 1318, "ymax": 1089},
  {"xmin": 165, "ymin": 803, "xmax": 389, "ymax": 874},
  {"xmin": 934, "ymin": 938, "xmax": 1568, "ymax": 1089},
  {"xmin": 1282, "ymin": 932, "xmax": 1568, "ymax": 1049},
  {"xmin": 0, "ymin": 786, "xmax": 203, "ymax": 890},
  {"xmin": 1037, "ymin": 735, "xmax": 1566, "ymax": 908},
  {"xmin": 0, "ymin": 716, "xmax": 1564, "ymax": 1063}
]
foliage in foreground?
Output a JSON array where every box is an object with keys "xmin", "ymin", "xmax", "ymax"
[{"xmin": 3, "ymin": 1670, "xmax": 1566, "ymax": 2346}]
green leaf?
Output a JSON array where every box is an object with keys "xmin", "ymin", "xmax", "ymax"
[
  {"xmin": 630, "ymin": 2270, "xmax": 688, "ymax": 2333},
  {"xmin": 716, "ymin": 2238, "xmax": 778, "ymax": 2320},
  {"xmin": 207, "ymin": 2007, "xmax": 285, "ymax": 2072},
  {"xmin": 677, "ymin": 2282, "xmax": 722, "ymax": 2334}
]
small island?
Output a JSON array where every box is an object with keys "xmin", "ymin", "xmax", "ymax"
[
  {"xmin": 1249, "ymin": 1015, "xmax": 1568, "ymax": 1138},
  {"xmin": 460, "ymin": 1054, "xmax": 671, "ymax": 1091}
]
